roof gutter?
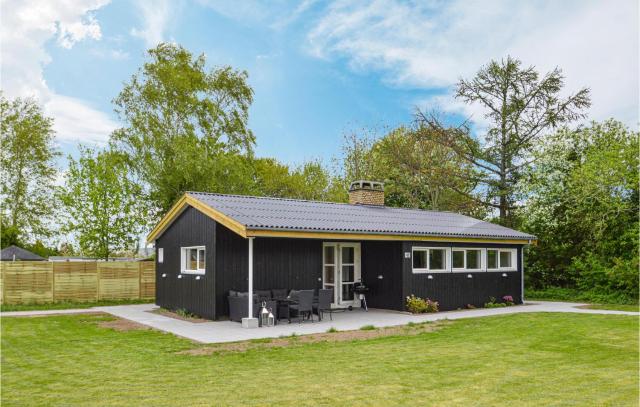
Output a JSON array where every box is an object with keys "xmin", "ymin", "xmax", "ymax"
[{"xmin": 246, "ymin": 228, "xmax": 535, "ymax": 245}]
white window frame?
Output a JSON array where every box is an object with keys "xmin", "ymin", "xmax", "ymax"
[
  {"xmin": 412, "ymin": 247, "xmax": 451, "ymax": 273},
  {"xmin": 451, "ymin": 248, "xmax": 485, "ymax": 272},
  {"xmin": 180, "ymin": 246, "xmax": 206, "ymax": 275},
  {"xmin": 486, "ymin": 248, "xmax": 517, "ymax": 272},
  {"xmin": 157, "ymin": 248, "xmax": 164, "ymax": 264}
]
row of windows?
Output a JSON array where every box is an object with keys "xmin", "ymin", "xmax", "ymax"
[{"xmin": 412, "ymin": 247, "xmax": 517, "ymax": 273}]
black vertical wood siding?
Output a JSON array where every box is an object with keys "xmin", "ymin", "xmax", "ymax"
[
  {"xmin": 361, "ymin": 241, "xmax": 404, "ymax": 310},
  {"xmin": 214, "ymin": 224, "xmax": 323, "ymax": 318},
  {"xmin": 155, "ymin": 204, "xmax": 526, "ymax": 319},
  {"xmin": 155, "ymin": 207, "xmax": 216, "ymax": 319},
  {"xmin": 401, "ymin": 242, "xmax": 523, "ymax": 310}
]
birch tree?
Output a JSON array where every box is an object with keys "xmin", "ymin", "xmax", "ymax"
[
  {"xmin": 0, "ymin": 94, "xmax": 59, "ymax": 241},
  {"xmin": 59, "ymin": 147, "xmax": 147, "ymax": 260}
]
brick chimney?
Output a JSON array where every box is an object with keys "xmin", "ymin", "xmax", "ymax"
[{"xmin": 348, "ymin": 180, "xmax": 385, "ymax": 206}]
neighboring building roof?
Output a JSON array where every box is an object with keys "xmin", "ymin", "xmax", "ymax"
[
  {"xmin": 0, "ymin": 245, "xmax": 45, "ymax": 261},
  {"xmin": 148, "ymin": 192, "xmax": 537, "ymax": 244}
]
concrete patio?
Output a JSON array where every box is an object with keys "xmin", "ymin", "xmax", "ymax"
[
  {"xmin": 3, "ymin": 301, "xmax": 636, "ymax": 344},
  {"xmin": 48, "ymin": 301, "xmax": 640, "ymax": 343}
]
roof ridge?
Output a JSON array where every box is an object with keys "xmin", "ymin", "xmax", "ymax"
[{"xmin": 184, "ymin": 191, "xmax": 462, "ymax": 215}]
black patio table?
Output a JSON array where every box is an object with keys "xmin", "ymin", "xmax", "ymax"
[
  {"xmin": 275, "ymin": 297, "xmax": 296, "ymax": 323},
  {"xmin": 276, "ymin": 296, "xmax": 319, "ymax": 323}
]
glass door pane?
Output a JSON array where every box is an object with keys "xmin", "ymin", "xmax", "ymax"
[
  {"xmin": 324, "ymin": 266, "xmax": 335, "ymax": 284},
  {"xmin": 339, "ymin": 246, "xmax": 356, "ymax": 304},
  {"xmin": 323, "ymin": 245, "xmax": 337, "ymax": 302},
  {"xmin": 342, "ymin": 283, "xmax": 355, "ymax": 301}
]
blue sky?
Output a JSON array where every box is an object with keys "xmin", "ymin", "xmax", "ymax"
[{"xmin": 2, "ymin": 0, "xmax": 638, "ymax": 170}]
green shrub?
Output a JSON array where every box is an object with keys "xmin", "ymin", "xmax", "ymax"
[
  {"xmin": 484, "ymin": 297, "xmax": 507, "ymax": 308},
  {"xmin": 425, "ymin": 298, "xmax": 439, "ymax": 313},
  {"xmin": 406, "ymin": 295, "xmax": 439, "ymax": 313},
  {"xmin": 406, "ymin": 295, "xmax": 427, "ymax": 313},
  {"xmin": 360, "ymin": 325, "xmax": 376, "ymax": 331},
  {"xmin": 326, "ymin": 327, "xmax": 338, "ymax": 333},
  {"xmin": 176, "ymin": 308, "xmax": 197, "ymax": 318},
  {"xmin": 526, "ymin": 286, "xmax": 638, "ymax": 305},
  {"xmin": 484, "ymin": 302, "xmax": 507, "ymax": 308}
]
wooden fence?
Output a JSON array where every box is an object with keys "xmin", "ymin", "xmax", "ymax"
[{"xmin": 0, "ymin": 261, "xmax": 155, "ymax": 305}]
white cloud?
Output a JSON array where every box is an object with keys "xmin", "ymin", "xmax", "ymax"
[
  {"xmin": 0, "ymin": 0, "xmax": 117, "ymax": 143},
  {"xmin": 308, "ymin": 0, "xmax": 639, "ymax": 128},
  {"xmin": 130, "ymin": 0, "xmax": 173, "ymax": 47},
  {"xmin": 46, "ymin": 94, "xmax": 117, "ymax": 144}
]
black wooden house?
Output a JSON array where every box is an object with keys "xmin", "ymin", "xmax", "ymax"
[{"xmin": 148, "ymin": 181, "xmax": 536, "ymax": 322}]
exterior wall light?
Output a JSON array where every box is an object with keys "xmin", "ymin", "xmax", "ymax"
[
  {"xmin": 161, "ymin": 273, "xmax": 167, "ymax": 278},
  {"xmin": 177, "ymin": 275, "xmax": 182, "ymax": 279},
  {"xmin": 195, "ymin": 276, "xmax": 201, "ymax": 280},
  {"xmin": 427, "ymin": 275, "xmax": 433, "ymax": 280},
  {"xmin": 377, "ymin": 275, "xmax": 384, "ymax": 280},
  {"xmin": 467, "ymin": 274, "xmax": 473, "ymax": 279},
  {"xmin": 502, "ymin": 273, "xmax": 508, "ymax": 277}
]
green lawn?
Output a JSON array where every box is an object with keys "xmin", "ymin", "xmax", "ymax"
[
  {"xmin": 578, "ymin": 303, "xmax": 640, "ymax": 312},
  {"xmin": 1, "ymin": 313, "xmax": 638, "ymax": 406},
  {"xmin": 0, "ymin": 299, "xmax": 154, "ymax": 312}
]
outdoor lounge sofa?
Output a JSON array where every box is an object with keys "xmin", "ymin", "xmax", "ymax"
[{"xmin": 227, "ymin": 290, "xmax": 278, "ymax": 323}]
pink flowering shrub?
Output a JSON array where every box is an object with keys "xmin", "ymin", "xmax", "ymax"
[
  {"xmin": 502, "ymin": 295, "xmax": 514, "ymax": 306},
  {"xmin": 406, "ymin": 295, "xmax": 439, "ymax": 313}
]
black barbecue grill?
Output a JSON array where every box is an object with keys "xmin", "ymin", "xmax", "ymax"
[{"xmin": 353, "ymin": 282, "xmax": 369, "ymax": 311}]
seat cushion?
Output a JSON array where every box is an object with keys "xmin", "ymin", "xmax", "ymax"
[
  {"xmin": 271, "ymin": 288, "xmax": 288, "ymax": 299},
  {"xmin": 228, "ymin": 290, "xmax": 238, "ymax": 297},
  {"xmin": 255, "ymin": 290, "xmax": 272, "ymax": 300}
]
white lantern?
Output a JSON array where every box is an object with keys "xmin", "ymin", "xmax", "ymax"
[
  {"xmin": 267, "ymin": 308, "xmax": 275, "ymax": 327},
  {"xmin": 260, "ymin": 301, "xmax": 269, "ymax": 327}
]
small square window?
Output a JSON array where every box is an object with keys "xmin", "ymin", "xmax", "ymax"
[
  {"xmin": 452, "ymin": 250, "xmax": 465, "ymax": 269},
  {"xmin": 500, "ymin": 251, "xmax": 512, "ymax": 268},
  {"xmin": 181, "ymin": 246, "xmax": 206, "ymax": 274},
  {"xmin": 429, "ymin": 249, "xmax": 446, "ymax": 270},
  {"xmin": 158, "ymin": 248, "xmax": 164, "ymax": 264},
  {"xmin": 466, "ymin": 250, "xmax": 481, "ymax": 269},
  {"xmin": 413, "ymin": 249, "xmax": 427, "ymax": 269}
]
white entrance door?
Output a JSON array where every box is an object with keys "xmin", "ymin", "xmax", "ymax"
[{"xmin": 322, "ymin": 242, "xmax": 361, "ymax": 308}]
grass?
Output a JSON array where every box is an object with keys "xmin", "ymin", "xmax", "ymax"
[
  {"xmin": 0, "ymin": 298, "xmax": 155, "ymax": 312},
  {"xmin": 0, "ymin": 299, "xmax": 154, "ymax": 312},
  {"xmin": 578, "ymin": 304, "xmax": 640, "ymax": 312},
  {"xmin": 1, "ymin": 313, "xmax": 638, "ymax": 406}
]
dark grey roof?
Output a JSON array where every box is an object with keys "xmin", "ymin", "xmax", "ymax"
[
  {"xmin": 187, "ymin": 192, "xmax": 536, "ymax": 241},
  {"xmin": 0, "ymin": 245, "xmax": 46, "ymax": 261}
]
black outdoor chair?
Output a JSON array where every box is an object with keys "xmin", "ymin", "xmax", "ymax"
[
  {"xmin": 313, "ymin": 289, "xmax": 334, "ymax": 321},
  {"xmin": 289, "ymin": 290, "xmax": 314, "ymax": 323},
  {"xmin": 271, "ymin": 288, "xmax": 288, "ymax": 300}
]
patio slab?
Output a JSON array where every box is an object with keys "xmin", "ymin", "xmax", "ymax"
[{"xmin": 89, "ymin": 301, "xmax": 638, "ymax": 343}]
